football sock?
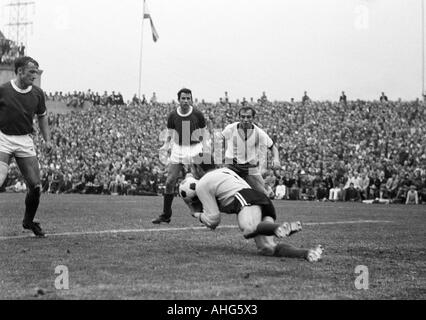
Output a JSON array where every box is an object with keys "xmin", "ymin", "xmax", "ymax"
[
  {"xmin": 274, "ymin": 243, "xmax": 309, "ymax": 259},
  {"xmin": 163, "ymin": 194, "xmax": 174, "ymax": 218},
  {"xmin": 23, "ymin": 186, "xmax": 41, "ymax": 224},
  {"xmin": 256, "ymin": 222, "xmax": 281, "ymax": 236}
]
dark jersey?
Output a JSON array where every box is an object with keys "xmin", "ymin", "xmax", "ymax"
[
  {"xmin": 0, "ymin": 81, "xmax": 47, "ymax": 135},
  {"xmin": 167, "ymin": 107, "xmax": 206, "ymax": 146}
]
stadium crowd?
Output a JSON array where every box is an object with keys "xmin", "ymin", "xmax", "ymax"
[
  {"xmin": 0, "ymin": 37, "xmax": 25, "ymax": 65},
  {"xmin": 45, "ymin": 90, "xmax": 125, "ymax": 108},
  {"xmin": 2, "ymin": 92, "xmax": 425, "ymax": 205}
]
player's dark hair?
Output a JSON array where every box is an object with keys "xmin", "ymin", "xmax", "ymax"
[
  {"xmin": 239, "ymin": 106, "xmax": 256, "ymax": 117},
  {"xmin": 178, "ymin": 88, "xmax": 192, "ymax": 100},
  {"xmin": 14, "ymin": 56, "xmax": 39, "ymax": 74}
]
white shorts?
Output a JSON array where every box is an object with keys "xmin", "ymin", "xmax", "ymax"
[
  {"xmin": 0, "ymin": 130, "xmax": 37, "ymax": 158},
  {"xmin": 170, "ymin": 143, "xmax": 203, "ymax": 165}
]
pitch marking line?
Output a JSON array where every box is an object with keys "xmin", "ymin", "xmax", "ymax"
[{"xmin": 0, "ymin": 220, "xmax": 393, "ymax": 241}]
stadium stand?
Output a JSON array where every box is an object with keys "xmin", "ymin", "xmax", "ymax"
[
  {"xmin": 0, "ymin": 32, "xmax": 25, "ymax": 65},
  {"xmin": 1, "ymin": 92, "xmax": 425, "ymax": 204}
]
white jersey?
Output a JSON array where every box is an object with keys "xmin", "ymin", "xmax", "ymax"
[
  {"xmin": 222, "ymin": 122, "xmax": 274, "ymax": 166},
  {"xmin": 196, "ymin": 167, "xmax": 250, "ymax": 228}
]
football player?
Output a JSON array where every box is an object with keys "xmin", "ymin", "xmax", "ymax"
[
  {"xmin": 0, "ymin": 56, "xmax": 53, "ymax": 237},
  {"xmin": 152, "ymin": 88, "xmax": 209, "ymax": 224},
  {"xmin": 185, "ymin": 153, "xmax": 323, "ymax": 262},
  {"xmin": 220, "ymin": 106, "xmax": 281, "ymax": 195}
]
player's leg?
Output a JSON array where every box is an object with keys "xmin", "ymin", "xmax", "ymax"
[
  {"xmin": 246, "ymin": 215, "xmax": 322, "ymax": 262},
  {"xmin": 255, "ymin": 219, "xmax": 323, "ymax": 262},
  {"xmin": 237, "ymin": 206, "xmax": 301, "ymax": 240},
  {"xmin": 237, "ymin": 205, "xmax": 322, "ymax": 261},
  {"xmin": 245, "ymin": 174, "xmax": 268, "ymax": 195},
  {"xmin": 0, "ymin": 152, "xmax": 12, "ymax": 188},
  {"xmin": 15, "ymin": 156, "xmax": 45, "ymax": 237},
  {"xmin": 153, "ymin": 163, "xmax": 182, "ymax": 224}
]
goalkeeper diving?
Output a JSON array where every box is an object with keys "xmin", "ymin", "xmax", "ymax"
[{"xmin": 182, "ymin": 153, "xmax": 324, "ymax": 262}]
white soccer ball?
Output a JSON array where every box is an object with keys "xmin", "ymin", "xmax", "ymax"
[{"xmin": 179, "ymin": 176, "xmax": 198, "ymax": 200}]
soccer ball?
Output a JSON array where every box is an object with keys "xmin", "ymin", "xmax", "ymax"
[{"xmin": 179, "ymin": 176, "xmax": 198, "ymax": 200}]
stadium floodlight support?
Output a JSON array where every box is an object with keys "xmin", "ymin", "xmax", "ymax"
[
  {"xmin": 138, "ymin": 0, "xmax": 147, "ymax": 100},
  {"xmin": 5, "ymin": 0, "xmax": 35, "ymax": 48}
]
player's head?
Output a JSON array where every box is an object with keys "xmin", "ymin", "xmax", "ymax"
[
  {"xmin": 177, "ymin": 88, "xmax": 193, "ymax": 107},
  {"xmin": 239, "ymin": 106, "xmax": 256, "ymax": 129},
  {"xmin": 190, "ymin": 153, "xmax": 216, "ymax": 179},
  {"xmin": 14, "ymin": 56, "xmax": 40, "ymax": 86}
]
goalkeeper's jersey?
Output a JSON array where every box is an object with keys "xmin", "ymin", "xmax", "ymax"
[{"xmin": 196, "ymin": 167, "xmax": 251, "ymax": 227}]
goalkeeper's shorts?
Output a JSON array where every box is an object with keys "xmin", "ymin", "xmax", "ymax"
[{"xmin": 221, "ymin": 188, "xmax": 277, "ymax": 221}]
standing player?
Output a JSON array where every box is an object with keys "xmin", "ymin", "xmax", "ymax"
[
  {"xmin": 0, "ymin": 56, "xmax": 52, "ymax": 237},
  {"xmin": 185, "ymin": 153, "xmax": 323, "ymax": 262},
  {"xmin": 152, "ymin": 88, "xmax": 208, "ymax": 224},
  {"xmin": 220, "ymin": 106, "xmax": 281, "ymax": 195}
]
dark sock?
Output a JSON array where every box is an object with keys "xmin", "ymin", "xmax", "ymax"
[
  {"xmin": 256, "ymin": 222, "xmax": 281, "ymax": 236},
  {"xmin": 24, "ymin": 186, "xmax": 41, "ymax": 224},
  {"xmin": 163, "ymin": 194, "xmax": 174, "ymax": 218},
  {"xmin": 274, "ymin": 243, "xmax": 309, "ymax": 259}
]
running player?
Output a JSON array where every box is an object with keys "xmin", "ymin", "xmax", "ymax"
[
  {"xmin": 220, "ymin": 106, "xmax": 281, "ymax": 195},
  {"xmin": 185, "ymin": 153, "xmax": 323, "ymax": 262},
  {"xmin": 152, "ymin": 88, "xmax": 208, "ymax": 224},
  {"xmin": 0, "ymin": 56, "xmax": 52, "ymax": 237}
]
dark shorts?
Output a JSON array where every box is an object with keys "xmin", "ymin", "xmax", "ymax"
[{"xmin": 221, "ymin": 188, "xmax": 277, "ymax": 221}]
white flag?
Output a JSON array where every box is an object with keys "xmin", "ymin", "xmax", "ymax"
[{"xmin": 144, "ymin": 1, "xmax": 159, "ymax": 42}]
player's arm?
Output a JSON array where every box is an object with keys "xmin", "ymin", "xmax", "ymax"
[
  {"xmin": 159, "ymin": 114, "xmax": 176, "ymax": 164},
  {"xmin": 220, "ymin": 125, "xmax": 232, "ymax": 163},
  {"xmin": 262, "ymin": 130, "xmax": 280, "ymax": 169},
  {"xmin": 270, "ymin": 144, "xmax": 281, "ymax": 169},
  {"xmin": 183, "ymin": 196, "xmax": 204, "ymax": 215},
  {"xmin": 160, "ymin": 129, "xmax": 174, "ymax": 151},
  {"xmin": 202, "ymin": 127, "xmax": 211, "ymax": 146},
  {"xmin": 37, "ymin": 114, "xmax": 50, "ymax": 142},
  {"xmin": 161, "ymin": 113, "xmax": 177, "ymax": 151},
  {"xmin": 195, "ymin": 183, "xmax": 222, "ymax": 230},
  {"xmin": 35, "ymin": 91, "xmax": 52, "ymax": 153},
  {"xmin": 197, "ymin": 112, "xmax": 211, "ymax": 152},
  {"xmin": 37, "ymin": 113, "xmax": 53, "ymax": 154}
]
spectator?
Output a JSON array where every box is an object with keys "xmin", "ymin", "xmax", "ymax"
[
  {"xmin": 339, "ymin": 91, "xmax": 347, "ymax": 106},
  {"xmin": 345, "ymin": 183, "xmax": 361, "ymax": 202},
  {"xmin": 302, "ymin": 91, "xmax": 311, "ymax": 105},
  {"xmin": 316, "ymin": 182, "xmax": 329, "ymax": 201},
  {"xmin": 8, "ymin": 90, "xmax": 421, "ymax": 204},
  {"xmin": 275, "ymin": 179, "xmax": 287, "ymax": 200},
  {"xmin": 6, "ymin": 178, "xmax": 27, "ymax": 193},
  {"xmin": 405, "ymin": 185, "xmax": 419, "ymax": 205}
]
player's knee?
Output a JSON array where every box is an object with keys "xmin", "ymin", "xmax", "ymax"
[
  {"xmin": 0, "ymin": 162, "xmax": 9, "ymax": 185},
  {"xmin": 262, "ymin": 216, "xmax": 275, "ymax": 224},
  {"xmin": 258, "ymin": 243, "xmax": 277, "ymax": 256},
  {"xmin": 28, "ymin": 184, "xmax": 42, "ymax": 198},
  {"xmin": 239, "ymin": 207, "xmax": 261, "ymax": 238}
]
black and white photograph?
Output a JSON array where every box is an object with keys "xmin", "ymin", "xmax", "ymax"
[{"xmin": 0, "ymin": 0, "xmax": 425, "ymax": 305}]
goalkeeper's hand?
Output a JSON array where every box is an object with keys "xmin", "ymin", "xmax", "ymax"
[{"xmin": 192, "ymin": 212, "xmax": 202, "ymax": 219}]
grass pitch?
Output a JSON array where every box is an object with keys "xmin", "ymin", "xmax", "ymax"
[{"xmin": 0, "ymin": 194, "xmax": 425, "ymax": 300}]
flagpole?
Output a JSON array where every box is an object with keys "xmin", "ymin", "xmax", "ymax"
[
  {"xmin": 138, "ymin": 0, "xmax": 146, "ymax": 99},
  {"xmin": 422, "ymin": 0, "xmax": 425, "ymax": 99}
]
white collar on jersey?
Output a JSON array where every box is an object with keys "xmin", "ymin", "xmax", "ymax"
[
  {"xmin": 177, "ymin": 106, "xmax": 194, "ymax": 117},
  {"xmin": 11, "ymin": 80, "xmax": 32, "ymax": 94}
]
